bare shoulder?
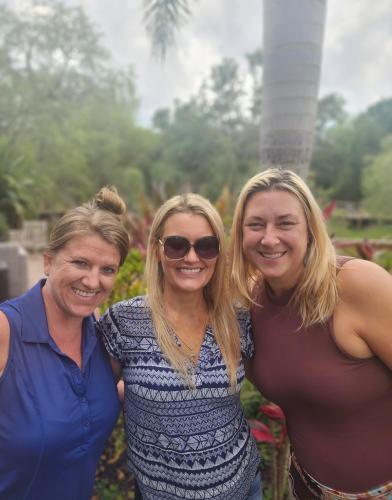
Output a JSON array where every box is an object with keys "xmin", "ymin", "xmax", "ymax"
[
  {"xmin": 0, "ymin": 311, "xmax": 10, "ymax": 375},
  {"xmin": 337, "ymin": 258, "xmax": 392, "ymax": 369},
  {"xmin": 338, "ymin": 258, "xmax": 392, "ymax": 305}
]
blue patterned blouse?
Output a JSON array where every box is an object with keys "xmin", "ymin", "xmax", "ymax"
[{"xmin": 99, "ymin": 296, "xmax": 260, "ymax": 500}]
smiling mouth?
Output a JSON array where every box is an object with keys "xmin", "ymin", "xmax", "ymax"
[
  {"xmin": 72, "ymin": 287, "xmax": 99, "ymax": 297},
  {"xmin": 259, "ymin": 251, "xmax": 286, "ymax": 259},
  {"xmin": 177, "ymin": 267, "xmax": 203, "ymax": 274}
]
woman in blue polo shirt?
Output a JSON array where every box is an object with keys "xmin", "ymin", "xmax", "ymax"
[
  {"xmin": 99, "ymin": 194, "xmax": 261, "ymax": 500},
  {"xmin": 0, "ymin": 187, "xmax": 129, "ymax": 500}
]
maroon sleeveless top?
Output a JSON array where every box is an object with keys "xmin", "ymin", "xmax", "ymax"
[{"xmin": 250, "ymin": 266, "xmax": 392, "ymax": 492}]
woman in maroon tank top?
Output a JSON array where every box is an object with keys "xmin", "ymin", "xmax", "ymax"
[{"xmin": 229, "ymin": 168, "xmax": 392, "ymax": 499}]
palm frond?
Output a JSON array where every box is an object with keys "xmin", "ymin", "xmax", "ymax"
[{"xmin": 143, "ymin": 0, "xmax": 193, "ymax": 60}]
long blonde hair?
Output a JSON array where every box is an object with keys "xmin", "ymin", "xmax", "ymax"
[
  {"xmin": 145, "ymin": 193, "xmax": 240, "ymax": 388},
  {"xmin": 229, "ymin": 168, "xmax": 338, "ymax": 327}
]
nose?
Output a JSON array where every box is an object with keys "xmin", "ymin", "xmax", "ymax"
[
  {"xmin": 260, "ymin": 225, "xmax": 279, "ymax": 246},
  {"xmin": 81, "ymin": 268, "xmax": 100, "ymax": 289},
  {"xmin": 183, "ymin": 245, "xmax": 199, "ymax": 262}
]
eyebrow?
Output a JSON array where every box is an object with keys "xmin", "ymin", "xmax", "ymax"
[
  {"xmin": 276, "ymin": 214, "xmax": 299, "ymax": 220},
  {"xmin": 244, "ymin": 213, "xmax": 299, "ymax": 220},
  {"xmin": 67, "ymin": 255, "xmax": 119, "ymax": 266}
]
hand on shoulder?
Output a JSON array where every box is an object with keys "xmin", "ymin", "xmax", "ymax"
[
  {"xmin": 338, "ymin": 258, "xmax": 392, "ymax": 369},
  {"xmin": 0, "ymin": 311, "xmax": 10, "ymax": 375}
]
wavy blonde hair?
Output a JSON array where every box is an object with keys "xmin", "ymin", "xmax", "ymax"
[
  {"xmin": 229, "ymin": 168, "xmax": 338, "ymax": 327},
  {"xmin": 145, "ymin": 193, "xmax": 240, "ymax": 388}
]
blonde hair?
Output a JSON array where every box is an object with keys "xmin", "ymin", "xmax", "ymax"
[
  {"xmin": 145, "ymin": 193, "xmax": 240, "ymax": 388},
  {"xmin": 47, "ymin": 186, "xmax": 130, "ymax": 265},
  {"xmin": 229, "ymin": 168, "xmax": 338, "ymax": 327}
]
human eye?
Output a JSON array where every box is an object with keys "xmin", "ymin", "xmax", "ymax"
[
  {"xmin": 72, "ymin": 259, "xmax": 88, "ymax": 268},
  {"xmin": 244, "ymin": 219, "xmax": 265, "ymax": 230},
  {"xmin": 279, "ymin": 219, "xmax": 296, "ymax": 228},
  {"xmin": 102, "ymin": 266, "xmax": 118, "ymax": 276}
]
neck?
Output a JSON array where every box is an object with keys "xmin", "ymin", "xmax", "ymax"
[
  {"xmin": 163, "ymin": 288, "xmax": 208, "ymax": 319},
  {"xmin": 265, "ymin": 269, "xmax": 303, "ymax": 297},
  {"xmin": 266, "ymin": 282, "xmax": 292, "ymax": 297}
]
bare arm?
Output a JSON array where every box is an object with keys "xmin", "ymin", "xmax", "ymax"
[
  {"xmin": 338, "ymin": 259, "xmax": 392, "ymax": 370},
  {"xmin": 109, "ymin": 357, "xmax": 124, "ymax": 403},
  {"xmin": 0, "ymin": 312, "xmax": 10, "ymax": 376},
  {"xmin": 110, "ymin": 357, "xmax": 122, "ymax": 381}
]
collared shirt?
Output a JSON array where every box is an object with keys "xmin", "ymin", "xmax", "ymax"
[
  {"xmin": 0, "ymin": 281, "xmax": 120, "ymax": 500},
  {"xmin": 99, "ymin": 296, "xmax": 260, "ymax": 500}
]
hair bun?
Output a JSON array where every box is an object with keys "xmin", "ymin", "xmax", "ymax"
[{"xmin": 94, "ymin": 186, "xmax": 126, "ymax": 216}]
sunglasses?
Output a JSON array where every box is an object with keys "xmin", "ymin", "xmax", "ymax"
[{"xmin": 158, "ymin": 235, "xmax": 220, "ymax": 260}]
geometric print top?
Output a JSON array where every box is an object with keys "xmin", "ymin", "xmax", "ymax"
[{"xmin": 98, "ymin": 296, "xmax": 260, "ymax": 500}]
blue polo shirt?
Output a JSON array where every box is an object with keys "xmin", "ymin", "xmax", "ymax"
[{"xmin": 0, "ymin": 281, "xmax": 120, "ymax": 500}]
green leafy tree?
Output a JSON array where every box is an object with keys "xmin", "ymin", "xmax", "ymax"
[
  {"xmin": 316, "ymin": 93, "xmax": 347, "ymax": 138},
  {"xmin": 0, "ymin": 1, "xmax": 111, "ymax": 138},
  {"xmin": 246, "ymin": 48, "xmax": 263, "ymax": 122},
  {"xmin": 152, "ymin": 108, "xmax": 171, "ymax": 131},
  {"xmin": 312, "ymin": 97, "xmax": 392, "ymax": 202},
  {"xmin": 0, "ymin": 1, "xmax": 144, "ymax": 214},
  {"xmin": 151, "ymin": 52, "xmax": 264, "ymax": 198},
  {"xmin": 198, "ymin": 57, "xmax": 246, "ymax": 135},
  {"xmin": 366, "ymin": 98, "xmax": 392, "ymax": 137},
  {"xmin": 152, "ymin": 100, "xmax": 237, "ymax": 199},
  {"xmin": 0, "ymin": 137, "xmax": 33, "ymax": 228},
  {"xmin": 362, "ymin": 136, "xmax": 392, "ymax": 218}
]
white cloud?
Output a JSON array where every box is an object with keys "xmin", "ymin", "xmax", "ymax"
[
  {"xmin": 321, "ymin": 0, "xmax": 392, "ymax": 112},
  {"xmin": 3, "ymin": 0, "xmax": 392, "ymax": 123}
]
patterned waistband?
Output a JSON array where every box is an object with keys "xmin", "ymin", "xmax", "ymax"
[{"xmin": 291, "ymin": 454, "xmax": 392, "ymax": 499}]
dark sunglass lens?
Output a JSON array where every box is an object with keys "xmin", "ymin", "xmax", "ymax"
[
  {"xmin": 164, "ymin": 236, "xmax": 189, "ymax": 259},
  {"xmin": 194, "ymin": 236, "xmax": 219, "ymax": 259}
]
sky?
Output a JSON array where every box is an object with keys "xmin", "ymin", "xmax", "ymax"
[{"xmin": 5, "ymin": 0, "xmax": 392, "ymax": 126}]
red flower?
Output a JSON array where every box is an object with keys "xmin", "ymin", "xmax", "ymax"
[
  {"xmin": 248, "ymin": 419, "xmax": 275, "ymax": 444},
  {"xmin": 259, "ymin": 402, "xmax": 286, "ymax": 422},
  {"xmin": 322, "ymin": 199, "xmax": 336, "ymax": 220}
]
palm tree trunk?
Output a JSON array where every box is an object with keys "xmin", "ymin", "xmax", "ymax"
[{"xmin": 260, "ymin": 0, "xmax": 327, "ymax": 179}]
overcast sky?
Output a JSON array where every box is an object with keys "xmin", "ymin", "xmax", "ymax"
[{"xmin": 7, "ymin": 0, "xmax": 392, "ymax": 125}]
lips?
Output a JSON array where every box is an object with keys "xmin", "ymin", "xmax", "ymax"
[
  {"xmin": 258, "ymin": 251, "xmax": 286, "ymax": 259},
  {"xmin": 176, "ymin": 267, "xmax": 203, "ymax": 274},
  {"xmin": 72, "ymin": 287, "xmax": 99, "ymax": 298}
]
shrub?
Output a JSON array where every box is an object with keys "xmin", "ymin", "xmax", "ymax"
[{"xmin": 0, "ymin": 213, "xmax": 9, "ymax": 241}]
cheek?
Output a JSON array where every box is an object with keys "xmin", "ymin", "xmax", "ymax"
[
  {"xmin": 101, "ymin": 275, "xmax": 117, "ymax": 292},
  {"xmin": 207, "ymin": 259, "xmax": 218, "ymax": 274},
  {"xmin": 293, "ymin": 230, "xmax": 309, "ymax": 255},
  {"xmin": 242, "ymin": 231, "xmax": 256, "ymax": 254},
  {"xmin": 159, "ymin": 260, "xmax": 172, "ymax": 279}
]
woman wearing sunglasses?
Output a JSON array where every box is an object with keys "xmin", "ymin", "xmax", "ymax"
[{"xmin": 99, "ymin": 194, "xmax": 261, "ymax": 500}]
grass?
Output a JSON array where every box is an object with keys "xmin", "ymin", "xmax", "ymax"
[{"xmin": 327, "ymin": 217, "xmax": 392, "ymax": 239}]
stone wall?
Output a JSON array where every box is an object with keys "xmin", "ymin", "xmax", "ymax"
[
  {"xmin": 0, "ymin": 242, "xmax": 28, "ymax": 299},
  {"xmin": 9, "ymin": 220, "xmax": 48, "ymax": 251}
]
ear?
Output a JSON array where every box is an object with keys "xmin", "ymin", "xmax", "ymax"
[{"xmin": 43, "ymin": 251, "xmax": 53, "ymax": 276}]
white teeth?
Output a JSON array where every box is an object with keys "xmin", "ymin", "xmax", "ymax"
[
  {"xmin": 178, "ymin": 268, "xmax": 202, "ymax": 273},
  {"xmin": 72, "ymin": 288, "xmax": 98, "ymax": 297},
  {"xmin": 260, "ymin": 252, "xmax": 285, "ymax": 259}
]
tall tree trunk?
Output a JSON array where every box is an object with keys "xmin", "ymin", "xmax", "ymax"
[{"xmin": 260, "ymin": 0, "xmax": 327, "ymax": 179}]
